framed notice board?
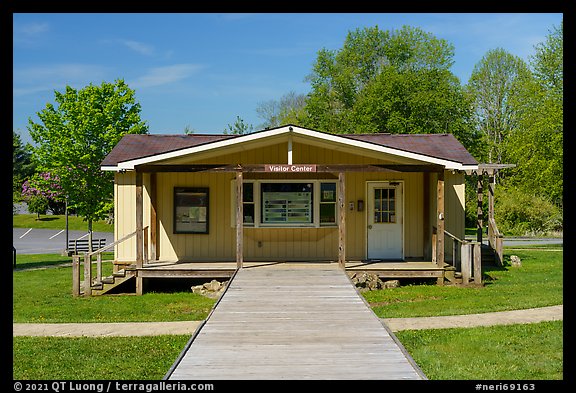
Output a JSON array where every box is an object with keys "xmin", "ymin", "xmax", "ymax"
[{"xmin": 174, "ymin": 187, "xmax": 209, "ymax": 234}]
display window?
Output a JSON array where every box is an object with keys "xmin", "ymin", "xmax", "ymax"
[{"xmin": 174, "ymin": 187, "xmax": 209, "ymax": 233}]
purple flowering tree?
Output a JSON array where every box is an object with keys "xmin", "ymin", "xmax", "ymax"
[{"xmin": 21, "ymin": 172, "xmax": 65, "ymax": 218}]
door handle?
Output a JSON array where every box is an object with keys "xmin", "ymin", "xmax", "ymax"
[{"xmin": 368, "ymin": 225, "xmax": 373, "ymax": 230}]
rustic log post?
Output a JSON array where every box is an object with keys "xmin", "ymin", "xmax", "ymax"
[
  {"xmin": 436, "ymin": 171, "xmax": 445, "ymax": 268},
  {"xmin": 473, "ymin": 242, "xmax": 482, "ymax": 284},
  {"xmin": 143, "ymin": 226, "xmax": 149, "ymax": 265},
  {"xmin": 431, "ymin": 227, "xmax": 437, "ymax": 265},
  {"xmin": 135, "ymin": 170, "xmax": 143, "ymax": 295},
  {"xmin": 423, "ymin": 173, "xmax": 431, "ymax": 260},
  {"xmin": 96, "ymin": 252, "xmax": 102, "ymax": 285},
  {"xmin": 83, "ymin": 252, "xmax": 92, "ymax": 296},
  {"xmin": 236, "ymin": 168, "xmax": 244, "ymax": 269},
  {"xmin": 150, "ymin": 172, "xmax": 158, "ymax": 261},
  {"xmin": 461, "ymin": 243, "xmax": 471, "ymax": 284},
  {"xmin": 72, "ymin": 254, "xmax": 80, "ymax": 296},
  {"xmin": 476, "ymin": 173, "xmax": 484, "ymax": 243},
  {"xmin": 338, "ymin": 172, "xmax": 346, "ymax": 269}
]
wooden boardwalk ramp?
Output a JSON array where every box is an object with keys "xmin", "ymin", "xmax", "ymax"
[{"xmin": 166, "ymin": 263, "xmax": 426, "ymax": 380}]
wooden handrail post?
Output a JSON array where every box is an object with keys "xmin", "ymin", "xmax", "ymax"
[
  {"xmin": 72, "ymin": 255, "xmax": 80, "ymax": 296},
  {"xmin": 96, "ymin": 253, "xmax": 102, "ymax": 285},
  {"xmin": 461, "ymin": 243, "xmax": 471, "ymax": 284},
  {"xmin": 143, "ymin": 226, "xmax": 149, "ymax": 265},
  {"xmin": 431, "ymin": 227, "xmax": 437, "ymax": 265},
  {"xmin": 473, "ymin": 242, "xmax": 482, "ymax": 284},
  {"xmin": 83, "ymin": 252, "xmax": 92, "ymax": 296}
]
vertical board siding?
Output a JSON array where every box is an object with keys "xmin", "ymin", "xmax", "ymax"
[
  {"xmin": 113, "ymin": 143, "xmax": 465, "ymax": 262},
  {"xmin": 115, "ymin": 172, "xmax": 136, "ymax": 261}
]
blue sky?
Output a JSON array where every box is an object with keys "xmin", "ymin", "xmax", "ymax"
[{"xmin": 13, "ymin": 13, "xmax": 563, "ymax": 145}]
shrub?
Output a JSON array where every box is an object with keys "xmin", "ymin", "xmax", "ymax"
[{"xmin": 495, "ymin": 186, "xmax": 562, "ymax": 236}]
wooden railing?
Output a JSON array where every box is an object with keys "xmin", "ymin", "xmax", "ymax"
[
  {"xmin": 433, "ymin": 226, "xmax": 482, "ymax": 284},
  {"xmin": 72, "ymin": 226, "xmax": 148, "ymax": 296},
  {"xmin": 488, "ymin": 217, "xmax": 504, "ymax": 266}
]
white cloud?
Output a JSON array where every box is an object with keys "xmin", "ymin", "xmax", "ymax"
[
  {"xmin": 13, "ymin": 21, "xmax": 51, "ymax": 45},
  {"xmin": 13, "ymin": 64, "xmax": 110, "ymax": 97},
  {"xmin": 17, "ymin": 21, "xmax": 50, "ymax": 35},
  {"xmin": 118, "ymin": 39, "xmax": 155, "ymax": 56},
  {"xmin": 130, "ymin": 64, "xmax": 205, "ymax": 88}
]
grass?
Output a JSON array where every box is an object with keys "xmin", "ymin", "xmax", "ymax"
[
  {"xmin": 364, "ymin": 248, "xmax": 563, "ymax": 318},
  {"xmin": 397, "ymin": 321, "xmax": 563, "ymax": 380},
  {"xmin": 13, "ymin": 214, "xmax": 113, "ymax": 232},
  {"xmin": 12, "ymin": 247, "xmax": 563, "ymax": 380},
  {"xmin": 13, "ymin": 260, "xmax": 216, "ymax": 323},
  {"xmin": 13, "ymin": 335, "xmax": 190, "ymax": 380}
]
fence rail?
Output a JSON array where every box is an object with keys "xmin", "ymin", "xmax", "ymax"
[
  {"xmin": 72, "ymin": 227, "xmax": 148, "ymax": 296},
  {"xmin": 434, "ymin": 227, "xmax": 482, "ymax": 285}
]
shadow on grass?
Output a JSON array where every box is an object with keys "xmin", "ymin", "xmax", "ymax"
[{"xmin": 13, "ymin": 260, "xmax": 72, "ymax": 270}]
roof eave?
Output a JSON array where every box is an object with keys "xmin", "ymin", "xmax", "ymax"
[{"xmin": 105, "ymin": 125, "xmax": 478, "ymax": 171}]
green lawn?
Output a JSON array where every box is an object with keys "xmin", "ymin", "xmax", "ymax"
[
  {"xmin": 13, "ymin": 260, "xmax": 215, "ymax": 323},
  {"xmin": 12, "ymin": 246, "xmax": 563, "ymax": 380},
  {"xmin": 13, "ymin": 214, "xmax": 113, "ymax": 232},
  {"xmin": 364, "ymin": 247, "xmax": 563, "ymax": 318},
  {"xmin": 13, "ymin": 335, "xmax": 190, "ymax": 380},
  {"xmin": 397, "ymin": 321, "xmax": 563, "ymax": 380}
]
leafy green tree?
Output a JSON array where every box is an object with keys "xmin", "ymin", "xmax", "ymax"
[
  {"xmin": 466, "ymin": 48, "xmax": 530, "ymax": 165},
  {"xmin": 183, "ymin": 125, "xmax": 196, "ymax": 135},
  {"xmin": 224, "ymin": 116, "xmax": 254, "ymax": 135},
  {"xmin": 352, "ymin": 67, "xmax": 478, "ymax": 148},
  {"xmin": 256, "ymin": 91, "xmax": 307, "ymax": 129},
  {"xmin": 300, "ymin": 25, "xmax": 462, "ymax": 135},
  {"xmin": 504, "ymin": 21, "xmax": 563, "ymax": 208},
  {"xmin": 13, "ymin": 130, "xmax": 35, "ymax": 208},
  {"xmin": 28, "ymin": 79, "xmax": 148, "ymax": 246}
]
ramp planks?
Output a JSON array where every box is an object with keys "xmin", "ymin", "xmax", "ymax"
[{"xmin": 168, "ymin": 263, "xmax": 425, "ymax": 380}]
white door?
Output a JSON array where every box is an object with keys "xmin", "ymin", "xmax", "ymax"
[{"xmin": 367, "ymin": 182, "xmax": 403, "ymax": 260}]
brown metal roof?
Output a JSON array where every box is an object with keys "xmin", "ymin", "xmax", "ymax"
[{"xmin": 101, "ymin": 131, "xmax": 477, "ymax": 167}]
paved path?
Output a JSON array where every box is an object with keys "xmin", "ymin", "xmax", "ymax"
[
  {"xmin": 13, "ymin": 305, "xmax": 563, "ymax": 337},
  {"xmin": 13, "ymin": 228, "xmax": 113, "ymax": 255}
]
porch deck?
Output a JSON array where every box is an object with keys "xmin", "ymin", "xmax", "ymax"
[{"xmin": 136, "ymin": 260, "xmax": 445, "ymax": 281}]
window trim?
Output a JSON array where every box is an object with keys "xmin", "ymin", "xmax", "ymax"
[{"xmin": 231, "ymin": 179, "xmax": 338, "ymax": 228}]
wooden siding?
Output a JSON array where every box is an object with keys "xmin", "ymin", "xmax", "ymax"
[{"xmin": 113, "ymin": 143, "xmax": 466, "ymax": 262}]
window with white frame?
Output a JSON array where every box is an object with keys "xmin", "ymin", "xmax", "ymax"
[{"xmin": 231, "ymin": 180, "xmax": 338, "ymax": 228}]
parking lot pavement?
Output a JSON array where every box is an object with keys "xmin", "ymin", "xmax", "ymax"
[{"xmin": 13, "ymin": 228, "xmax": 114, "ymax": 255}]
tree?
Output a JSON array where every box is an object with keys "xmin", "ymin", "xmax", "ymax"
[
  {"xmin": 504, "ymin": 21, "xmax": 563, "ymax": 208},
  {"xmin": 183, "ymin": 125, "xmax": 196, "ymax": 135},
  {"xmin": 299, "ymin": 25, "xmax": 470, "ymax": 137},
  {"xmin": 224, "ymin": 116, "xmax": 253, "ymax": 135},
  {"xmin": 13, "ymin": 130, "xmax": 35, "ymax": 208},
  {"xmin": 256, "ymin": 91, "xmax": 307, "ymax": 129},
  {"xmin": 21, "ymin": 172, "xmax": 64, "ymax": 217},
  {"xmin": 352, "ymin": 67, "xmax": 478, "ymax": 148},
  {"xmin": 28, "ymin": 79, "xmax": 148, "ymax": 247},
  {"xmin": 466, "ymin": 48, "xmax": 530, "ymax": 165}
]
